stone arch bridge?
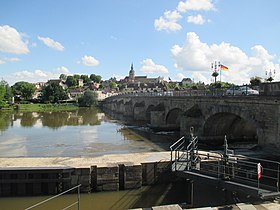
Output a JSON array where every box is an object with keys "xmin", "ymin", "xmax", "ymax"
[{"xmin": 103, "ymin": 93, "xmax": 280, "ymax": 149}]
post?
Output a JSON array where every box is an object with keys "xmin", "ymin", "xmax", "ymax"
[
  {"xmin": 223, "ymin": 135, "xmax": 228, "ymax": 179},
  {"xmin": 77, "ymin": 185, "xmax": 80, "ymax": 210}
]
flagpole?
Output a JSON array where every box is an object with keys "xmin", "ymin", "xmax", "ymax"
[{"xmin": 219, "ymin": 62, "xmax": 221, "ymax": 82}]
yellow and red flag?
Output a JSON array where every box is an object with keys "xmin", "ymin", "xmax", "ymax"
[{"xmin": 220, "ymin": 64, "xmax": 229, "ymax": 71}]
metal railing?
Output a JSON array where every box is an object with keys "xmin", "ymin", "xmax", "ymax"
[
  {"xmin": 170, "ymin": 136, "xmax": 186, "ymax": 171},
  {"xmin": 24, "ymin": 184, "xmax": 81, "ymax": 210},
  {"xmin": 170, "ymin": 133, "xmax": 280, "ymax": 198}
]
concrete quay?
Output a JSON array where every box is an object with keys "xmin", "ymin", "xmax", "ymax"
[{"xmin": 0, "ymin": 152, "xmax": 171, "ymax": 196}]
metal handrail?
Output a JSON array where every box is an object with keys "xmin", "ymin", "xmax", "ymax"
[{"xmin": 24, "ymin": 184, "xmax": 81, "ymax": 210}]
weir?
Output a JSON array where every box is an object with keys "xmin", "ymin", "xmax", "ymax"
[
  {"xmin": 170, "ymin": 128, "xmax": 280, "ymax": 201},
  {"xmin": 0, "ymin": 153, "xmax": 172, "ymax": 197}
]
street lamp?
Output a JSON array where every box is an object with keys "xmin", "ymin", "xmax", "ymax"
[
  {"xmin": 211, "ymin": 61, "xmax": 220, "ymax": 85},
  {"xmin": 265, "ymin": 69, "xmax": 275, "ymax": 83}
]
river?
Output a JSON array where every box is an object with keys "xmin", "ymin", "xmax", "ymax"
[
  {"xmin": 0, "ymin": 108, "xmax": 185, "ymax": 210},
  {"xmin": 0, "ymin": 108, "xmax": 179, "ymax": 158}
]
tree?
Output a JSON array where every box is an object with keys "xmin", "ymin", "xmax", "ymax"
[
  {"xmin": 65, "ymin": 76, "xmax": 77, "ymax": 87},
  {"xmin": 109, "ymin": 82, "xmax": 117, "ymax": 89},
  {"xmin": 59, "ymin": 74, "xmax": 67, "ymax": 81},
  {"xmin": 81, "ymin": 75, "xmax": 91, "ymax": 84},
  {"xmin": 12, "ymin": 81, "xmax": 35, "ymax": 101},
  {"xmin": 40, "ymin": 83, "xmax": 68, "ymax": 103},
  {"xmin": 78, "ymin": 90, "xmax": 98, "ymax": 107},
  {"xmin": 0, "ymin": 82, "xmax": 6, "ymax": 106},
  {"xmin": 250, "ymin": 76, "xmax": 262, "ymax": 86},
  {"xmin": 90, "ymin": 74, "xmax": 102, "ymax": 83}
]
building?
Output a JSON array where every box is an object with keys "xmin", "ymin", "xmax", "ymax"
[
  {"xmin": 120, "ymin": 64, "xmax": 164, "ymax": 85},
  {"xmin": 181, "ymin": 78, "xmax": 194, "ymax": 86}
]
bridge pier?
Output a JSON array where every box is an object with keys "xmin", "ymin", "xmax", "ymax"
[{"xmin": 180, "ymin": 116, "xmax": 203, "ymax": 138}]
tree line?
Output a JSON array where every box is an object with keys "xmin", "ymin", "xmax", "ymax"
[{"xmin": 0, "ymin": 73, "xmax": 103, "ymax": 108}]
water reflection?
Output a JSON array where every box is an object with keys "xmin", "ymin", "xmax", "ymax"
[
  {"xmin": 0, "ymin": 108, "xmax": 166, "ymax": 157},
  {"xmin": 10, "ymin": 108, "xmax": 102, "ymax": 129},
  {"xmin": 0, "ymin": 111, "xmax": 13, "ymax": 132}
]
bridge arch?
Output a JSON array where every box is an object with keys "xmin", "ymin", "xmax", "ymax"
[
  {"xmin": 203, "ymin": 112, "xmax": 258, "ymax": 145},
  {"xmin": 146, "ymin": 105, "xmax": 155, "ymax": 123},
  {"xmin": 166, "ymin": 108, "xmax": 184, "ymax": 130}
]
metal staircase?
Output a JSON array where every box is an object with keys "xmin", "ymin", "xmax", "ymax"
[{"xmin": 170, "ymin": 127, "xmax": 280, "ymax": 200}]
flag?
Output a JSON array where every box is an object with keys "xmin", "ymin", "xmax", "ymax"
[
  {"xmin": 220, "ymin": 64, "xmax": 229, "ymax": 71},
  {"xmin": 257, "ymin": 163, "xmax": 262, "ymax": 180}
]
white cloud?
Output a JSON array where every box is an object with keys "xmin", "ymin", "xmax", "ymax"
[
  {"xmin": 56, "ymin": 66, "xmax": 70, "ymax": 74},
  {"xmin": 171, "ymin": 32, "xmax": 280, "ymax": 85},
  {"xmin": 176, "ymin": 73, "xmax": 185, "ymax": 81},
  {"xmin": 177, "ymin": 0, "xmax": 215, "ymax": 13},
  {"xmin": 37, "ymin": 36, "xmax": 64, "ymax": 51},
  {"xmin": 154, "ymin": 10, "xmax": 182, "ymax": 32},
  {"xmin": 14, "ymin": 70, "xmax": 54, "ymax": 80},
  {"xmin": 79, "ymin": 55, "xmax": 100, "ymax": 66},
  {"xmin": 140, "ymin": 59, "xmax": 169, "ymax": 74},
  {"xmin": 0, "ymin": 57, "xmax": 20, "ymax": 64},
  {"xmin": 187, "ymin": 14, "xmax": 205, "ymax": 25},
  {"xmin": 0, "ymin": 25, "xmax": 29, "ymax": 54}
]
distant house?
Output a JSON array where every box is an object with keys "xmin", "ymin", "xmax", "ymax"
[
  {"xmin": 69, "ymin": 89, "xmax": 84, "ymax": 99},
  {"xmin": 78, "ymin": 79, "xmax": 84, "ymax": 87},
  {"xmin": 181, "ymin": 78, "xmax": 194, "ymax": 86},
  {"xmin": 34, "ymin": 82, "xmax": 46, "ymax": 90},
  {"xmin": 32, "ymin": 82, "xmax": 46, "ymax": 99}
]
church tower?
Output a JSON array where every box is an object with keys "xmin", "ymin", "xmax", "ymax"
[{"xmin": 129, "ymin": 63, "xmax": 135, "ymax": 82}]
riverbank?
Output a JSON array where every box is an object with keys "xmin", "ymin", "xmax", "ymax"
[
  {"xmin": 0, "ymin": 152, "xmax": 170, "ymax": 168},
  {"xmin": 13, "ymin": 103, "xmax": 79, "ymax": 112},
  {"xmin": 0, "ymin": 152, "xmax": 173, "ymax": 197}
]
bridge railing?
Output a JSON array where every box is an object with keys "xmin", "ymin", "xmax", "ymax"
[{"xmin": 115, "ymin": 89, "xmax": 228, "ymax": 98}]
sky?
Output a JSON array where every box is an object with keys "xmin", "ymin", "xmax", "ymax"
[{"xmin": 1, "ymin": 0, "xmax": 280, "ymax": 86}]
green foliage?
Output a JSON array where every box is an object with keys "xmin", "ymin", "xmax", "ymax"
[
  {"xmin": 250, "ymin": 76, "xmax": 262, "ymax": 86},
  {"xmin": 78, "ymin": 90, "xmax": 98, "ymax": 107},
  {"xmin": 81, "ymin": 75, "xmax": 91, "ymax": 84},
  {"xmin": 90, "ymin": 74, "xmax": 102, "ymax": 83},
  {"xmin": 210, "ymin": 81, "xmax": 233, "ymax": 88},
  {"xmin": 16, "ymin": 103, "xmax": 78, "ymax": 112},
  {"xmin": 109, "ymin": 82, "xmax": 117, "ymax": 89},
  {"xmin": 66, "ymin": 76, "xmax": 77, "ymax": 87},
  {"xmin": 73, "ymin": 74, "xmax": 80, "ymax": 81},
  {"xmin": 40, "ymin": 83, "xmax": 68, "ymax": 103},
  {"xmin": 12, "ymin": 81, "xmax": 35, "ymax": 101},
  {"xmin": 0, "ymin": 82, "xmax": 6, "ymax": 101},
  {"xmin": 59, "ymin": 74, "xmax": 67, "ymax": 81},
  {"xmin": 166, "ymin": 82, "xmax": 177, "ymax": 90}
]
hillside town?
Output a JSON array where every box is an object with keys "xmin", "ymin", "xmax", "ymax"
[{"xmin": 14, "ymin": 64, "xmax": 195, "ymax": 103}]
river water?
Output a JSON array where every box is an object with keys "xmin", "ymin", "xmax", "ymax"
[
  {"xmin": 0, "ymin": 108, "xmax": 185, "ymax": 209},
  {"xmin": 0, "ymin": 108, "xmax": 178, "ymax": 157}
]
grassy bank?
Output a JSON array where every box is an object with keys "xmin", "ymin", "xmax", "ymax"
[{"xmin": 12, "ymin": 103, "xmax": 79, "ymax": 112}]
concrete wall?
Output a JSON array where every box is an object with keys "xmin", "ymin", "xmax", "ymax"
[{"xmin": 0, "ymin": 161, "xmax": 172, "ymax": 197}]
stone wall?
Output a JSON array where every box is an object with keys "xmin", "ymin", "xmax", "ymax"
[{"xmin": 0, "ymin": 161, "xmax": 172, "ymax": 197}]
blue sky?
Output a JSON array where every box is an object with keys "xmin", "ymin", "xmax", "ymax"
[{"xmin": 1, "ymin": 0, "xmax": 280, "ymax": 85}]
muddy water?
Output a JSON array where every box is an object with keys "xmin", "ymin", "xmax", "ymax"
[
  {"xmin": 0, "ymin": 108, "xmax": 184, "ymax": 209},
  {"xmin": 0, "ymin": 108, "xmax": 179, "ymax": 157},
  {"xmin": 0, "ymin": 182, "xmax": 188, "ymax": 210}
]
